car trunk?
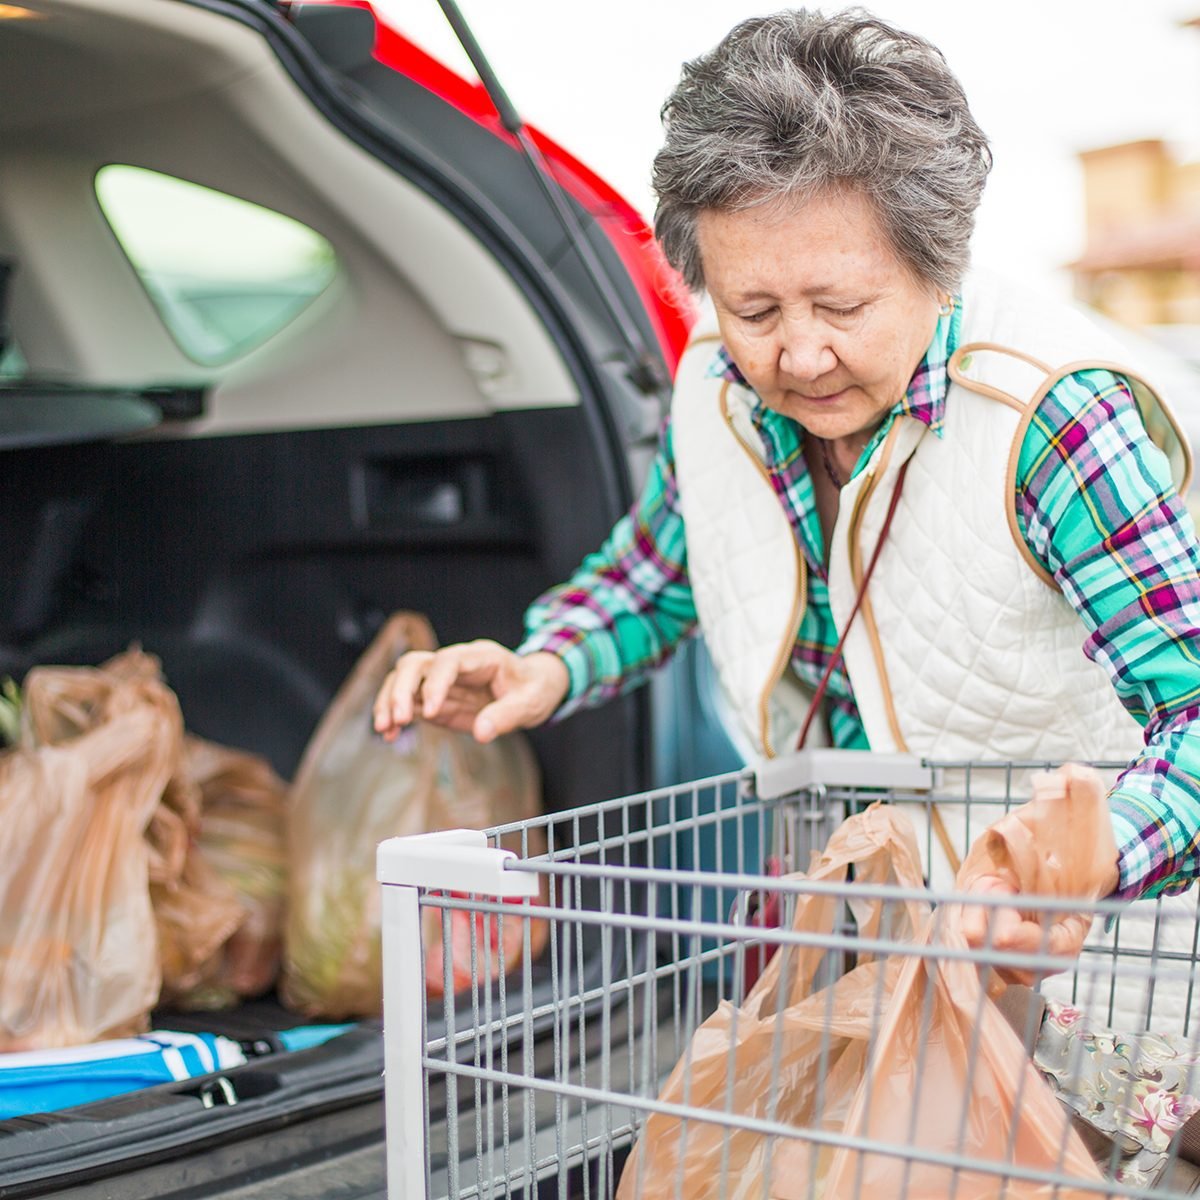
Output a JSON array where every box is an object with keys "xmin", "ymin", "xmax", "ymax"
[{"xmin": 0, "ymin": 0, "xmax": 681, "ymax": 1193}]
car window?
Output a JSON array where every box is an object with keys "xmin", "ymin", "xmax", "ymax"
[
  {"xmin": 95, "ymin": 166, "xmax": 337, "ymax": 366},
  {"xmin": 0, "ymin": 340, "xmax": 26, "ymax": 380}
]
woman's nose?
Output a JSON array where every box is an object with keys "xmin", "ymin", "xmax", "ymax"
[{"xmin": 778, "ymin": 319, "xmax": 837, "ymax": 381}]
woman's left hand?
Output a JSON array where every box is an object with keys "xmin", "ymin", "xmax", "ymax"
[
  {"xmin": 957, "ymin": 764, "xmax": 1120, "ymax": 985},
  {"xmin": 960, "ymin": 869, "xmax": 1110, "ymax": 987}
]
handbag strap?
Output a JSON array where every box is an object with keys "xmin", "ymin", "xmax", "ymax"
[
  {"xmin": 793, "ymin": 457, "xmax": 962, "ymax": 875},
  {"xmin": 796, "ymin": 459, "xmax": 910, "ymax": 751}
]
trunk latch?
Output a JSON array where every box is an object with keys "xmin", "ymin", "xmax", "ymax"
[{"xmin": 197, "ymin": 1077, "xmax": 239, "ymax": 1109}]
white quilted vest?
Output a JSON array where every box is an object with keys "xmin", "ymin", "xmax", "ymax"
[
  {"xmin": 673, "ymin": 272, "xmax": 1190, "ymax": 765},
  {"xmin": 674, "ymin": 274, "xmax": 1195, "ymax": 1031}
]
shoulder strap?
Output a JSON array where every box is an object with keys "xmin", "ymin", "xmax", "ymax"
[{"xmin": 947, "ymin": 343, "xmax": 1194, "ymax": 593}]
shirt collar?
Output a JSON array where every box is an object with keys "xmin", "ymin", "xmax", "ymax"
[{"xmin": 704, "ymin": 295, "xmax": 960, "ymax": 439}]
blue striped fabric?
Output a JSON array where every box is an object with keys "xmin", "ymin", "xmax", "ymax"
[{"xmin": 0, "ymin": 1031, "xmax": 245, "ymax": 1119}]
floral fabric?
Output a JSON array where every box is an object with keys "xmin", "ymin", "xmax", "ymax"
[{"xmin": 1036, "ymin": 998, "xmax": 1200, "ymax": 1188}]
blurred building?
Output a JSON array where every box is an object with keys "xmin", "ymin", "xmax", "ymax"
[
  {"xmin": 1071, "ymin": 139, "xmax": 1200, "ymax": 328},
  {"xmin": 1070, "ymin": 17, "xmax": 1200, "ymax": 339}
]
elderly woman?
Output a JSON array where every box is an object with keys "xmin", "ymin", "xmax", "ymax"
[{"xmin": 374, "ymin": 10, "xmax": 1200, "ymax": 916}]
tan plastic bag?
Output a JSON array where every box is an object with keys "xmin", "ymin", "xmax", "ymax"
[
  {"xmin": 619, "ymin": 800, "xmax": 1106, "ymax": 1200},
  {"xmin": 0, "ymin": 666, "xmax": 180, "ymax": 1049},
  {"xmin": 159, "ymin": 737, "xmax": 288, "ymax": 1009},
  {"xmin": 21, "ymin": 648, "xmax": 197, "ymax": 890},
  {"xmin": 20, "ymin": 650, "xmax": 289, "ymax": 1012},
  {"xmin": 152, "ymin": 850, "xmax": 245, "ymax": 1004},
  {"xmin": 21, "ymin": 647, "xmax": 170, "ymax": 745},
  {"xmin": 147, "ymin": 738, "xmax": 245, "ymax": 1005},
  {"xmin": 281, "ymin": 613, "xmax": 547, "ymax": 1019}
]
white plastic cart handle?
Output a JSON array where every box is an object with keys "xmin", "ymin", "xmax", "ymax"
[
  {"xmin": 755, "ymin": 749, "xmax": 934, "ymax": 800},
  {"xmin": 377, "ymin": 827, "xmax": 539, "ymax": 897}
]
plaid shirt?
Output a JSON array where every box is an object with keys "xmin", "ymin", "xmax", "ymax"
[{"xmin": 519, "ymin": 301, "xmax": 1200, "ymax": 901}]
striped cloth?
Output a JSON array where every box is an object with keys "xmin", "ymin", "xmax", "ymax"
[
  {"xmin": 519, "ymin": 299, "xmax": 1200, "ymax": 901},
  {"xmin": 0, "ymin": 1031, "xmax": 246, "ymax": 1118}
]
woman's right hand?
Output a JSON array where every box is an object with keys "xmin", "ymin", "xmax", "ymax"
[{"xmin": 372, "ymin": 640, "xmax": 570, "ymax": 744}]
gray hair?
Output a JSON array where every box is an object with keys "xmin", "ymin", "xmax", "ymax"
[{"xmin": 653, "ymin": 8, "xmax": 992, "ymax": 295}]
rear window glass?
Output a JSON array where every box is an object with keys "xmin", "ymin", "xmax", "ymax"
[
  {"xmin": 0, "ymin": 340, "xmax": 26, "ymax": 380},
  {"xmin": 95, "ymin": 166, "xmax": 337, "ymax": 366}
]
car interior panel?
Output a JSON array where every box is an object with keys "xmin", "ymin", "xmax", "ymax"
[{"xmin": 0, "ymin": 2, "xmax": 726, "ymax": 1194}]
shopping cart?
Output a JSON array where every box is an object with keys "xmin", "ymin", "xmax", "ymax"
[{"xmin": 377, "ymin": 751, "xmax": 1200, "ymax": 1199}]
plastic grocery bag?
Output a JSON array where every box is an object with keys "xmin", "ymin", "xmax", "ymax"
[
  {"xmin": 281, "ymin": 613, "xmax": 547, "ymax": 1019},
  {"xmin": 146, "ymin": 742, "xmax": 243, "ymax": 1006},
  {"xmin": 619, "ymin": 790, "xmax": 1109, "ymax": 1200},
  {"xmin": 0, "ymin": 663, "xmax": 180, "ymax": 1049},
  {"xmin": 20, "ymin": 649, "xmax": 200, "ymax": 892},
  {"xmin": 20, "ymin": 647, "xmax": 166, "ymax": 744},
  {"xmin": 19, "ymin": 650, "xmax": 289, "ymax": 1012},
  {"xmin": 158, "ymin": 737, "xmax": 288, "ymax": 1010}
]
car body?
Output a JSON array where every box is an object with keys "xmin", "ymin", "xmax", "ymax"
[{"xmin": 0, "ymin": 1, "xmax": 741, "ymax": 1195}]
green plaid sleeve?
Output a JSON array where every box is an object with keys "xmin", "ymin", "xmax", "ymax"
[
  {"xmin": 517, "ymin": 419, "xmax": 698, "ymax": 717},
  {"xmin": 1016, "ymin": 367, "xmax": 1200, "ymax": 900}
]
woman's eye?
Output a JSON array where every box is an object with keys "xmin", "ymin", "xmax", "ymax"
[
  {"xmin": 740, "ymin": 308, "xmax": 775, "ymax": 324},
  {"xmin": 825, "ymin": 304, "xmax": 863, "ymax": 318}
]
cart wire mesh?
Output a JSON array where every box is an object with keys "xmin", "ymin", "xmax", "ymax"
[{"xmin": 378, "ymin": 752, "xmax": 1200, "ymax": 1200}]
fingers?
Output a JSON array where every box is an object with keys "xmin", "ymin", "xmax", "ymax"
[
  {"xmin": 372, "ymin": 642, "xmax": 567, "ymax": 743},
  {"xmin": 419, "ymin": 641, "xmax": 502, "ymax": 720},
  {"xmin": 372, "ymin": 641, "xmax": 512, "ymax": 739},
  {"xmin": 962, "ymin": 897, "xmax": 1052, "ymax": 957},
  {"xmin": 961, "ymin": 903, "xmax": 1041, "ymax": 988},
  {"xmin": 989, "ymin": 912, "xmax": 1049, "ymax": 958},
  {"xmin": 959, "ymin": 902, "xmax": 989, "ymax": 947},
  {"xmin": 373, "ymin": 650, "xmax": 435, "ymax": 736},
  {"xmin": 983, "ymin": 914, "xmax": 1080, "ymax": 989},
  {"xmin": 1046, "ymin": 911, "xmax": 1094, "ymax": 961},
  {"xmin": 473, "ymin": 652, "xmax": 570, "ymax": 742},
  {"xmin": 961, "ymin": 876, "xmax": 1093, "ymax": 988},
  {"xmin": 473, "ymin": 691, "xmax": 531, "ymax": 743},
  {"xmin": 419, "ymin": 685, "xmax": 489, "ymax": 734},
  {"xmin": 960, "ymin": 874, "xmax": 1017, "ymax": 948},
  {"xmin": 962, "ymin": 873, "xmax": 1041, "ymax": 987}
]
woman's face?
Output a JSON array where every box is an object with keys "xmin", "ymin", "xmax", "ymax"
[{"xmin": 696, "ymin": 190, "xmax": 941, "ymax": 443}]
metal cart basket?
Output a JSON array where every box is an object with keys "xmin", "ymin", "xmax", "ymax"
[{"xmin": 378, "ymin": 751, "xmax": 1200, "ymax": 1199}]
